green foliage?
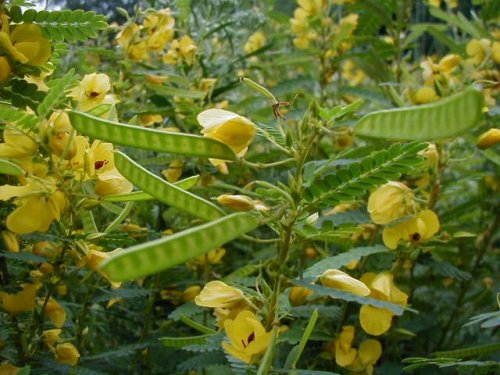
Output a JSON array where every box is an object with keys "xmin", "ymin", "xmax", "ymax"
[
  {"xmin": 283, "ymin": 309, "xmax": 318, "ymax": 370},
  {"xmin": 160, "ymin": 333, "xmax": 217, "ymax": 348},
  {"xmin": 0, "ymin": 103, "xmax": 39, "ymax": 130},
  {"xmin": 304, "ymin": 142, "xmax": 427, "ymax": 208},
  {"xmin": 37, "ymin": 69, "xmax": 78, "ymax": 118},
  {"xmin": 355, "ymin": 88, "xmax": 484, "ymax": 140}
]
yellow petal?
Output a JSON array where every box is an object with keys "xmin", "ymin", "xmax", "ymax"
[
  {"xmin": 358, "ymin": 339, "xmax": 383, "ymax": 365},
  {"xmin": 335, "ymin": 343, "xmax": 357, "ymax": 367},
  {"xmin": 382, "ymin": 226, "xmax": 403, "ymax": 250},
  {"xmin": 43, "ymin": 328, "xmax": 62, "ymax": 350},
  {"xmin": 321, "ymin": 269, "xmax": 370, "ymax": 296},
  {"xmin": 222, "ymin": 341, "xmax": 252, "ymax": 363},
  {"xmin": 0, "ymin": 283, "xmax": 40, "ymax": 314},
  {"xmin": 359, "ymin": 305, "xmax": 393, "ymax": 336},
  {"xmin": 418, "ymin": 209, "xmax": 440, "ymax": 239},
  {"xmin": 367, "ymin": 182, "xmax": 414, "ymax": 225},
  {"xmin": 55, "ymin": 342, "xmax": 80, "ymax": 366},
  {"xmin": 194, "ymin": 281, "xmax": 245, "ymax": 308},
  {"xmin": 43, "ymin": 298, "xmax": 66, "ymax": 328}
]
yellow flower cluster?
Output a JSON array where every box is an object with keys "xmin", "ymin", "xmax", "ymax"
[
  {"xmin": 333, "ymin": 325, "xmax": 382, "ymax": 374},
  {"xmin": 115, "ymin": 9, "xmax": 197, "ymax": 65},
  {"xmin": 291, "ymin": 0, "xmax": 359, "ymax": 54},
  {"xmin": 0, "ymin": 73, "xmax": 132, "ymax": 234},
  {"xmin": 244, "ymin": 31, "xmax": 266, "ymax": 54}
]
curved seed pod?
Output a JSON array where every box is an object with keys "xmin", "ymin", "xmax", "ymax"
[
  {"xmin": 68, "ymin": 111, "xmax": 236, "ymax": 160},
  {"xmin": 0, "ymin": 159, "xmax": 24, "ymax": 176},
  {"xmin": 355, "ymin": 87, "xmax": 484, "ymax": 140},
  {"xmin": 100, "ymin": 213, "xmax": 259, "ymax": 281},
  {"xmin": 114, "ymin": 152, "xmax": 223, "ymax": 222}
]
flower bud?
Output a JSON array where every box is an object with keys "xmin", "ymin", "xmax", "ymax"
[
  {"xmin": 477, "ymin": 128, "xmax": 500, "ymax": 149},
  {"xmin": 0, "ymin": 56, "xmax": 12, "ymax": 83},
  {"xmin": 288, "ymin": 286, "xmax": 314, "ymax": 306},
  {"xmin": 367, "ymin": 182, "xmax": 415, "ymax": 225}
]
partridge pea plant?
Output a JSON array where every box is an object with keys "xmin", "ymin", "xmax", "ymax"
[{"xmin": 0, "ymin": 1, "xmax": 498, "ymax": 374}]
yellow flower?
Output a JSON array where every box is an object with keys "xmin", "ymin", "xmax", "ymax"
[
  {"xmin": 163, "ymin": 35, "xmax": 197, "ymax": 65},
  {"xmin": 80, "ymin": 73, "xmax": 110, "ymax": 102},
  {"xmin": 47, "ymin": 111, "xmax": 77, "ymax": 158},
  {"xmin": 244, "ymin": 31, "xmax": 266, "ymax": 54},
  {"xmin": 43, "ymin": 328, "xmax": 62, "ymax": 350},
  {"xmin": 492, "ymin": 41, "xmax": 500, "ymax": 64},
  {"xmin": 195, "ymin": 247, "xmax": 226, "ymax": 265},
  {"xmin": 0, "ymin": 362, "xmax": 22, "ymax": 375},
  {"xmin": 116, "ymin": 23, "xmax": 139, "ymax": 49},
  {"xmin": 1, "ymin": 231, "xmax": 19, "ymax": 252},
  {"xmin": 476, "ymin": 128, "xmax": 500, "ymax": 149},
  {"xmin": 438, "ymin": 54, "xmax": 461, "ymax": 73},
  {"xmin": 0, "ymin": 56, "xmax": 11, "ymax": 83},
  {"xmin": 197, "ymin": 109, "xmax": 256, "ymax": 158},
  {"xmin": 466, "ymin": 38, "xmax": 491, "ymax": 65},
  {"xmin": 0, "ymin": 125, "xmax": 38, "ymax": 159},
  {"xmin": 217, "ymin": 194, "xmax": 268, "ymax": 212},
  {"xmin": 85, "ymin": 140, "xmax": 133, "ymax": 196},
  {"xmin": 195, "ymin": 281, "xmax": 245, "ymax": 309},
  {"xmin": 334, "ymin": 325, "xmax": 357, "ymax": 367},
  {"xmin": 143, "ymin": 8, "xmax": 175, "ymax": 33},
  {"xmin": 347, "ymin": 339, "xmax": 382, "ymax": 374},
  {"xmin": 128, "ymin": 41, "xmax": 150, "ymax": 61},
  {"xmin": 367, "ymin": 182, "xmax": 415, "ymax": 225},
  {"xmin": 297, "ymin": 0, "xmax": 325, "ymax": 17},
  {"xmin": 86, "ymin": 247, "xmax": 123, "ymax": 288},
  {"xmin": 359, "ymin": 272, "xmax": 408, "ymax": 336},
  {"xmin": 291, "ymin": 8, "xmax": 309, "ymax": 36},
  {"xmin": 139, "ymin": 114, "xmax": 163, "ymax": 127},
  {"xmin": 382, "ymin": 209, "xmax": 440, "ymax": 250},
  {"xmin": 0, "ymin": 283, "xmax": 41, "ymax": 314},
  {"xmin": 293, "ymin": 35, "xmax": 310, "ymax": 49},
  {"xmin": 54, "ymin": 342, "xmax": 80, "ymax": 366},
  {"xmin": 162, "ymin": 159, "xmax": 183, "ymax": 182},
  {"xmin": 320, "ymin": 269, "xmax": 370, "ymax": 296},
  {"xmin": 182, "ymin": 285, "xmax": 201, "ymax": 302},
  {"xmin": 412, "ymin": 87, "xmax": 439, "ymax": 104},
  {"xmin": 288, "ymin": 286, "xmax": 314, "ymax": 306},
  {"xmin": 0, "ymin": 178, "xmax": 67, "ymax": 234},
  {"xmin": 222, "ymin": 310, "xmax": 272, "ymax": 364},
  {"xmin": 341, "ymin": 60, "xmax": 366, "ymax": 86},
  {"xmin": 42, "ymin": 298, "xmax": 66, "ymax": 328},
  {"xmin": 0, "ymin": 17, "xmax": 51, "ymax": 66}
]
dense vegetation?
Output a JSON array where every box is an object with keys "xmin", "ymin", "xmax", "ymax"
[{"xmin": 0, "ymin": 0, "xmax": 498, "ymax": 374}]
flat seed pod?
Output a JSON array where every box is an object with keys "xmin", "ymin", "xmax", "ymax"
[
  {"xmin": 68, "ymin": 111, "xmax": 236, "ymax": 160},
  {"xmin": 100, "ymin": 213, "xmax": 259, "ymax": 281},
  {"xmin": 355, "ymin": 87, "xmax": 484, "ymax": 140}
]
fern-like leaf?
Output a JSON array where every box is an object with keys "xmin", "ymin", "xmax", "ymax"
[
  {"xmin": 304, "ymin": 142, "xmax": 426, "ymax": 209},
  {"xmin": 0, "ymin": 103, "xmax": 40, "ymax": 130},
  {"xmin": 37, "ymin": 69, "xmax": 78, "ymax": 118},
  {"xmin": 11, "ymin": 7, "xmax": 108, "ymax": 42}
]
